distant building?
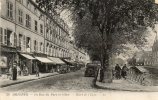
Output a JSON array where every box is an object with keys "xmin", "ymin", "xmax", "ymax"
[
  {"xmin": 132, "ymin": 51, "xmax": 152, "ymax": 66},
  {"xmin": 139, "ymin": 51, "xmax": 152, "ymax": 66},
  {"xmin": 69, "ymin": 41, "xmax": 87, "ymax": 63},
  {"xmin": 152, "ymin": 36, "xmax": 158, "ymax": 66}
]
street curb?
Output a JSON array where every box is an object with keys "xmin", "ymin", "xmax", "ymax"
[
  {"xmin": 95, "ymin": 83, "xmax": 158, "ymax": 92},
  {"xmin": 0, "ymin": 79, "xmax": 36, "ymax": 88},
  {"xmin": 0, "ymin": 73, "xmax": 60, "ymax": 88},
  {"xmin": 37, "ymin": 73, "xmax": 59, "ymax": 80}
]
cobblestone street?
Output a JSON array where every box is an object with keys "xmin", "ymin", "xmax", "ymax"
[{"xmin": 0, "ymin": 69, "xmax": 113, "ymax": 92}]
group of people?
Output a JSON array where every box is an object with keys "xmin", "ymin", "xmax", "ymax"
[
  {"xmin": 114, "ymin": 64, "xmax": 128, "ymax": 79},
  {"xmin": 8, "ymin": 61, "xmax": 40, "ymax": 80},
  {"xmin": 9, "ymin": 63, "xmax": 29, "ymax": 77}
]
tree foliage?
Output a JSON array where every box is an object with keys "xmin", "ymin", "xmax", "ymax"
[
  {"xmin": 36, "ymin": 0, "xmax": 158, "ymax": 81},
  {"xmin": 36, "ymin": 0, "xmax": 158, "ymax": 60}
]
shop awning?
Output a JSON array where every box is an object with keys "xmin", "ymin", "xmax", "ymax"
[
  {"xmin": 62, "ymin": 59, "xmax": 76, "ymax": 65},
  {"xmin": 35, "ymin": 57, "xmax": 54, "ymax": 64},
  {"xmin": 48, "ymin": 57, "xmax": 65, "ymax": 64},
  {"xmin": 21, "ymin": 54, "xmax": 35, "ymax": 60},
  {"xmin": 1, "ymin": 46, "xmax": 17, "ymax": 53}
]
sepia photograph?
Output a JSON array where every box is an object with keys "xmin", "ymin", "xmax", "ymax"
[{"xmin": 0, "ymin": 0, "xmax": 158, "ymax": 100}]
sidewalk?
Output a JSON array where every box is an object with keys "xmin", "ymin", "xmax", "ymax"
[
  {"xmin": 0, "ymin": 72, "xmax": 59, "ymax": 88},
  {"xmin": 96, "ymin": 79, "xmax": 158, "ymax": 92}
]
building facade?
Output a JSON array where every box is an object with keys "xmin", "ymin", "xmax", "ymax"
[
  {"xmin": 152, "ymin": 37, "xmax": 158, "ymax": 66},
  {"xmin": 0, "ymin": 0, "xmax": 87, "ymax": 74},
  {"xmin": 130, "ymin": 51, "xmax": 152, "ymax": 66},
  {"xmin": 69, "ymin": 42, "xmax": 87, "ymax": 63}
]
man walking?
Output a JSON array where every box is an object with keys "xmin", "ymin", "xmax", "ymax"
[
  {"xmin": 35, "ymin": 62, "xmax": 39, "ymax": 77},
  {"xmin": 12, "ymin": 61, "xmax": 17, "ymax": 80},
  {"xmin": 115, "ymin": 64, "xmax": 121, "ymax": 79},
  {"xmin": 121, "ymin": 64, "xmax": 128, "ymax": 79}
]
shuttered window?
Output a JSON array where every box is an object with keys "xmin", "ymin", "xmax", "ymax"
[
  {"xmin": 4, "ymin": 29, "xmax": 7, "ymax": 45},
  {"xmin": 0, "ymin": 27, "xmax": 3, "ymax": 44},
  {"xmin": 23, "ymin": 35, "xmax": 26, "ymax": 51},
  {"xmin": 14, "ymin": 33, "xmax": 17, "ymax": 47},
  {"xmin": 18, "ymin": 9, "xmax": 23, "ymax": 24},
  {"xmin": 26, "ymin": 14, "xmax": 31, "ymax": 28},
  {"xmin": 7, "ymin": 1, "xmax": 13, "ymax": 19}
]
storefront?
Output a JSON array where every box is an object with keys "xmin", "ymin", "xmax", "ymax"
[
  {"xmin": 19, "ymin": 53, "xmax": 36, "ymax": 75},
  {"xmin": 0, "ymin": 56, "xmax": 7, "ymax": 74},
  {"xmin": 35, "ymin": 56, "xmax": 54, "ymax": 73},
  {"xmin": 61, "ymin": 59, "xmax": 77, "ymax": 71},
  {"xmin": 62, "ymin": 59, "xmax": 77, "ymax": 66},
  {"xmin": 0, "ymin": 45, "xmax": 18, "ymax": 74},
  {"xmin": 48, "ymin": 57, "xmax": 66, "ymax": 73}
]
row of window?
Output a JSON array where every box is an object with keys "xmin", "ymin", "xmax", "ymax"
[
  {"xmin": 4, "ymin": 0, "xmax": 69, "ymax": 53},
  {"xmin": 152, "ymin": 52, "xmax": 158, "ymax": 58},
  {"xmin": 17, "ymin": 0, "xmax": 44, "ymax": 20},
  {"xmin": 7, "ymin": 1, "xmax": 44, "ymax": 34},
  {"xmin": 46, "ymin": 34, "xmax": 69, "ymax": 49},
  {"xmin": 0, "ymin": 27, "xmax": 17, "ymax": 47},
  {"xmin": 45, "ymin": 42, "xmax": 70, "ymax": 57},
  {"xmin": 45, "ymin": 26, "xmax": 69, "ymax": 48},
  {"xmin": 17, "ymin": 0, "xmax": 68, "ymax": 35},
  {"xmin": 7, "ymin": 0, "xmax": 67, "ymax": 44},
  {"xmin": 152, "ymin": 44, "xmax": 158, "ymax": 52},
  {"xmin": 18, "ymin": 34, "xmax": 45, "ymax": 53},
  {"xmin": 0, "ymin": 27, "xmax": 69, "ymax": 57}
]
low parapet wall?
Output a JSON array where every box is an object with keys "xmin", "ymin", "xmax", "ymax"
[{"xmin": 127, "ymin": 66, "xmax": 153, "ymax": 86}]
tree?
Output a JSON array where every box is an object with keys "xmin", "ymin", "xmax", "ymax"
[{"xmin": 36, "ymin": 0, "xmax": 158, "ymax": 84}]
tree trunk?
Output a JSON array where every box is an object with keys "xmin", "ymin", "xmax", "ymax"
[
  {"xmin": 99, "ymin": 54, "xmax": 105, "ymax": 82},
  {"xmin": 99, "ymin": 44, "xmax": 113, "ymax": 83},
  {"xmin": 99, "ymin": 40, "xmax": 106, "ymax": 82},
  {"xmin": 103, "ymin": 53, "xmax": 113, "ymax": 83}
]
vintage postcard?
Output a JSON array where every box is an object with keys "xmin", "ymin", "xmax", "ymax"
[{"xmin": 0, "ymin": 0, "xmax": 158, "ymax": 100}]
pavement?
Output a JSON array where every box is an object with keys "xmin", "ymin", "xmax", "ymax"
[
  {"xmin": 96, "ymin": 79, "xmax": 158, "ymax": 92},
  {"xmin": 0, "ymin": 69, "xmax": 98, "ymax": 92},
  {"xmin": 0, "ymin": 72, "xmax": 59, "ymax": 88},
  {"xmin": 1, "ymin": 68, "xmax": 158, "ymax": 92}
]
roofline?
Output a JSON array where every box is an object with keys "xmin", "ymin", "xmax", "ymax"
[{"xmin": 29, "ymin": 0, "xmax": 69, "ymax": 35}]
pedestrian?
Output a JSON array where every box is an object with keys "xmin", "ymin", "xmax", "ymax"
[
  {"xmin": 9, "ymin": 67, "xmax": 13, "ymax": 80},
  {"xmin": 121, "ymin": 64, "xmax": 128, "ymax": 79},
  {"xmin": 35, "ymin": 62, "xmax": 39, "ymax": 77},
  {"xmin": 23, "ymin": 64, "xmax": 29, "ymax": 76},
  {"xmin": 12, "ymin": 61, "xmax": 17, "ymax": 80},
  {"xmin": 115, "ymin": 64, "xmax": 121, "ymax": 79},
  {"xmin": 17, "ymin": 63, "xmax": 21, "ymax": 76}
]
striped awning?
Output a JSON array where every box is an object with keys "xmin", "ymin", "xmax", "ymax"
[
  {"xmin": 35, "ymin": 57, "xmax": 54, "ymax": 64},
  {"xmin": 62, "ymin": 59, "xmax": 76, "ymax": 65},
  {"xmin": 48, "ymin": 57, "xmax": 65, "ymax": 64},
  {"xmin": 21, "ymin": 54, "xmax": 35, "ymax": 60}
]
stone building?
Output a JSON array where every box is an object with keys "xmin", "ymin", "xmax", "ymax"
[
  {"xmin": 152, "ymin": 36, "xmax": 158, "ymax": 66},
  {"xmin": 0, "ymin": 0, "xmax": 87, "ymax": 74}
]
